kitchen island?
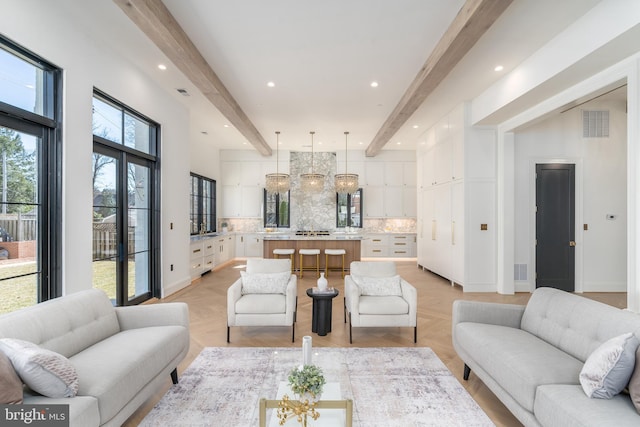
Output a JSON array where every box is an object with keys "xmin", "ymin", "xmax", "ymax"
[{"xmin": 263, "ymin": 233, "xmax": 361, "ymax": 274}]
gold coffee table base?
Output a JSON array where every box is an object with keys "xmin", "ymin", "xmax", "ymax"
[{"xmin": 259, "ymin": 399, "xmax": 353, "ymax": 427}]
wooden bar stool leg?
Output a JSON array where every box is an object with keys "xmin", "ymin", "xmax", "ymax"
[
  {"xmin": 342, "ymin": 253, "xmax": 345, "ymax": 278},
  {"xmin": 325, "ymin": 254, "xmax": 329, "ymax": 278},
  {"xmin": 299, "ymin": 253, "xmax": 304, "ymax": 278},
  {"xmin": 316, "ymin": 254, "xmax": 319, "ymax": 278}
]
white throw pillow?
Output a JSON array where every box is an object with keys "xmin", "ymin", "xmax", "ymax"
[
  {"xmin": 0, "ymin": 338, "xmax": 79, "ymax": 398},
  {"xmin": 579, "ymin": 332, "xmax": 639, "ymax": 399},
  {"xmin": 241, "ymin": 270, "xmax": 290, "ymax": 294},
  {"xmin": 351, "ymin": 275, "xmax": 402, "ymax": 296}
]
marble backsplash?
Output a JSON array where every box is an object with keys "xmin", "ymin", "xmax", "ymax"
[
  {"xmin": 220, "ymin": 217, "xmax": 416, "ymax": 233},
  {"xmin": 219, "ymin": 150, "xmax": 416, "ymax": 233}
]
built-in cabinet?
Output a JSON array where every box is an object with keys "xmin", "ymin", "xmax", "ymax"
[
  {"xmin": 417, "ymin": 103, "xmax": 495, "ymax": 291},
  {"xmin": 362, "ymin": 233, "xmax": 416, "ymax": 258},
  {"xmin": 215, "ymin": 234, "xmax": 235, "ymax": 266},
  {"xmin": 190, "ymin": 237, "xmax": 216, "ymax": 280},
  {"xmin": 235, "ymin": 233, "xmax": 263, "ymax": 258},
  {"xmin": 221, "ymin": 161, "xmax": 265, "ymax": 217},
  {"xmin": 364, "ymin": 161, "xmax": 416, "ymax": 218}
]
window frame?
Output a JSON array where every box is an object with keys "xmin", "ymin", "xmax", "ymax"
[
  {"xmin": 336, "ymin": 188, "xmax": 363, "ymax": 228},
  {"xmin": 263, "ymin": 190, "xmax": 290, "ymax": 228},
  {"xmin": 0, "ymin": 35, "xmax": 63, "ymax": 305},
  {"xmin": 92, "ymin": 89, "xmax": 160, "ymax": 305},
  {"xmin": 190, "ymin": 173, "xmax": 217, "ymax": 235}
]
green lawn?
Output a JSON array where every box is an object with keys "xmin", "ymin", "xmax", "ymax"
[{"xmin": 0, "ymin": 260, "xmax": 137, "ymax": 315}]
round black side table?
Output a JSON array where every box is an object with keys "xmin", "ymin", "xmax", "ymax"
[{"xmin": 306, "ymin": 288, "xmax": 339, "ymax": 336}]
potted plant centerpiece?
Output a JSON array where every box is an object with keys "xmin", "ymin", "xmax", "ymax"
[
  {"xmin": 278, "ymin": 364, "xmax": 326, "ymax": 426},
  {"xmin": 288, "ymin": 364, "xmax": 326, "ymax": 402}
]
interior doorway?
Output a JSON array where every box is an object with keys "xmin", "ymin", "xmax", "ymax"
[{"xmin": 535, "ymin": 163, "xmax": 576, "ymax": 292}]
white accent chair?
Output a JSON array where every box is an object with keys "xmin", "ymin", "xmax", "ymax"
[
  {"xmin": 344, "ymin": 261, "xmax": 417, "ymax": 343},
  {"xmin": 227, "ymin": 258, "xmax": 298, "ymax": 342}
]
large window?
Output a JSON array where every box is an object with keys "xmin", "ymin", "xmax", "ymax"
[
  {"xmin": 336, "ymin": 189, "xmax": 362, "ymax": 228},
  {"xmin": 190, "ymin": 173, "xmax": 216, "ymax": 235},
  {"xmin": 0, "ymin": 36, "xmax": 62, "ymax": 314},
  {"xmin": 264, "ymin": 190, "xmax": 290, "ymax": 228},
  {"xmin": 92, "ymin": 91, "xmax": 159, "ymax": 306}
]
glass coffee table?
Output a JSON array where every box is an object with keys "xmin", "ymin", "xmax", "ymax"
[{"xmin": 259, "ymin": 381, "xmax": 352, "ymax": 427}]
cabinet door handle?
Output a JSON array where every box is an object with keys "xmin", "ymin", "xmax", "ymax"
[
  {"xmin": 193, "ymin": 248, "xmax": 201, "ymax": 254},
  {"xmin": 452, "ymin": 221, "xmax": 455, "ymax": 245}
]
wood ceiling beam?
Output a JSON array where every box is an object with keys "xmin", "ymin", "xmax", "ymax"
[
  {"xmin": 365, "ymin": 0, "xmax": 513, "ymax": 157},
  {"xmin": 113, "ymin": 0, "xmax": 272, "ymax": 156}
]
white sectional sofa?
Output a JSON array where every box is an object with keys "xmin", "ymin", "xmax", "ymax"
[
  {"xmin": 452, "ymin": 287, "xmax": 640, "ymax": 427},
  {"xmin": 0, "ymin": 289, "xmax": 190, "ymax": 426}
]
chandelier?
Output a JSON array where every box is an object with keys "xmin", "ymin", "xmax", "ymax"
[
  {"xmin": 265, "ymin": 131, "xmax": 290, "ymax": 195},
  {"xmin": 300, "ymin": 131, "xmax": 324, "ymax": 193},
  {"xmin": 334, "ymin": 131, "xmax": 359, "ymax": 194}
]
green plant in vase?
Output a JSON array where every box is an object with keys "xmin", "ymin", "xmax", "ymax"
[
  {"xmin": 288, "ymin": 364, "xmax": 325, "ymax": 399},
  {"xmin": 277, "ymin": 365, "xmax": 326, "ymax": 426}
]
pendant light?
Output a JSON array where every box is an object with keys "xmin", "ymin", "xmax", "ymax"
[
  {"xmin": 300, "ymin": 131, "xmax": 325, "ymax": 193},
  {"xmin": 334, "ymin": 131, "xmax": 359, "ymax": 194},
  {"xmin": 265, "ymin": 131, "xmax": 290, "ymax": 195}
]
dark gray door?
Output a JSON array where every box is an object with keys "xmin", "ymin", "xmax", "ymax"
[{"xmin": 536, "ymin": 163, "xmax": 575, "ymax": 292}]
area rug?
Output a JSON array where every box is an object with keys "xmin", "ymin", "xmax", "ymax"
[{"xmin": 140, "ymin": 347, "xmax": 494, "ymax": 427}]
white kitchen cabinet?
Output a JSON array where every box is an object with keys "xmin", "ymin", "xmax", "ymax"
[
  {"xmin": 362, "ymin": 233, "xmax": 416, "ymax": 258},
  {"xmin": 383, "ymin": 187, "xmax": 403, "ymax": 217},
  {"xmin": 403, "ymin": 187, "xmax": 417, "ymax": 217},
  {"xmin": 364, "ymin": 186, "xmax": 384, "ymax": 217},
  {"xmin": 365, "ymin": 163, "xmax": 385, "ymax": 186},
  {"xmin": 236, "ymin": 233, "xmax": 263, "ymax": 258},
  {"xmin": 384, "ymin": 163, "xmax": 404, "ymax": 186},
  {"xmin": 416, "ymin": 103, "xmax": 496, "ymax": 291},
  {"xmin": 222, "ymin": 186, "xmax": 262, "ymax": 218},
  {"xmin": 215, "ymin": 234, "xmax": 235, "ymax": 266},
  {"xmin": 190, "ymin": 236, "xmax": 216, "ymax": 281}
]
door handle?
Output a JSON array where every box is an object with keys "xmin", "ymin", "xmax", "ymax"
[{"xmin": 569, "ymin": 241, "xmax": 576, "ymax": 247}]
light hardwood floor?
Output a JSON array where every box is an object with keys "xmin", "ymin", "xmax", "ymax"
[{"xmin": 123, "ymin": 260, "xmax": 627, "ymax": 426}]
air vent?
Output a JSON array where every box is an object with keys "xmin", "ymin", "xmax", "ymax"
[{"xmin": 582, "ymin": 110, "xmax": 609, "ymax": 138}]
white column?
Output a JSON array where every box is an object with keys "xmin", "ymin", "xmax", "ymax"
[{"xmin": 496, "ymin": 131, "xmax": 515, "ymax": 295}]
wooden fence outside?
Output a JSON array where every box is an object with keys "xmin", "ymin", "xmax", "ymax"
[{"xmin": 92, "ymin": 223, "xmax": 136, "ymax": 259}]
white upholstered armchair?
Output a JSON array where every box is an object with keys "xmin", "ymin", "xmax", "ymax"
[
  {"xmin": 227, "ymin": 258, "xmax": 297, "ymax": 342},
  {"xmin": 344, "ymin": 261, "xmax": 417, "ymax": 343}
]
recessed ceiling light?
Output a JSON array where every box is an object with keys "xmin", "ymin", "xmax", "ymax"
[
  {"xmin": 359, "ymin": 141, "xmax": 363, "ymax": 145},
  {"xmin": 370, "ymin": 81, "xmax": 379, "ymax": 88},
  {"xmin": 158, "ymin": 64, "xmax": 167, "ymax": 70},
  {"xmin": 223, "ymin": 124, "xmax": 230, "ymax": 128},
  {"xmin": 396, "ymin": 141, "xmax": 402, "ymax": 145},
  {"xmin": 494, "ymin": 65, "xmax": 504, "ymax": 72},
  {"xmin": 412, "ymin": 125, "xmax": 419, "ymax": 129},
  {"xmin": 267, "ymin": 81, "xmax": 275, "ymax": 88}
]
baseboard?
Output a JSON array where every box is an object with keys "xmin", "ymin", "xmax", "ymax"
[
  {"xmin": 515, "ymin": 280, "xmax": 533, "ymax": 293},
  {"xmin": 162, "ymin": 276, "xmax": 192, "ymax": 298},
  {"xmin": 461, "ymin": 283, "xmax": 496, "ymax": 293},
  {"xmin": 581, "ymin": 281, "xmax": 627, "ymax": 292}
]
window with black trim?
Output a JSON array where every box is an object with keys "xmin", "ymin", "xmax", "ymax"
[
  {"xmin": 92, "ymin": 90, "xmax": 160, "ymax": 306},
  {"xmin": 336, "ymin": 189, "xmax": 362, "ymax": 228},
  {"xmin": 264, "ymin": 190, "xmax": 290, "ymax": 228},
  {"xmin": 0, "ymin": 36, "xmax": 62, "ymax": 314},
  {"xmin": 190, "ymin": 173, "xmax": 216, "ymax": 235}
]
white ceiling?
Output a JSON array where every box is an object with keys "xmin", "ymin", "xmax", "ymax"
[{"xmin": 67, "ymin": 0, "xmax": 603, "ymax": 153}]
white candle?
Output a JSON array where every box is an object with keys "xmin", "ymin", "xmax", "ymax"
[{"xmin": 302, "ymin": 335, "xmax": 312, "ymax": 366}]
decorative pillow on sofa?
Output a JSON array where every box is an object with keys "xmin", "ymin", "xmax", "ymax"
[
  {"xmin": 0, "ymin": 349, "xmax": 23, "ymax": 404},
  {"xmin": 0, "ymin": 338, "xmax": 79, "ymax": 398},
  {"xmin": 628, "ymin": 345, "xmax": 640, "ymax": 413},
  {"xmin": 241, "ymin": 270, "xmax": 290, "ymax": 294},
  {"xmin": 579, "ymin": 332, "xmax": 639, "ymax": 399},
  {"xmin": 352, "ymin": 275, "xmax": 402, "ymax": 296}
]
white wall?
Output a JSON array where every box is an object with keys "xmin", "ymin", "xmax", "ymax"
[
  {"xmin": 2, "ymin": 0, "xmax": 192, "ymax": 296},
  {"xmin": 513, "ymin": 98, "xmax": 627, "ymax": 292}
]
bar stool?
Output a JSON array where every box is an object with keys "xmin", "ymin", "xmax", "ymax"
[
  {"xmin": 273, "ymin": 248, "xmax": 295, "ymax": 274},
  {"xmin": 324, "ymin": 248, "xmax": 346, "ymax": 278},
  {"xmin": 299, "ymin": 248, "xmax": 320, "ymax": 278}
]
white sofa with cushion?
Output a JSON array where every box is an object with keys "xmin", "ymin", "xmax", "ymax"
[
  {"xmin": 0, "ymin": 289, "xmax": 190, "ymax": 427},
  {"xmin": 453, "ymin": 287, "xmax": 640, "ymax": 427},
  {"xmin": 344, "ymin": 261, "xmax": 417, "ymax": 343},
  {"xmin": 227, "ymin": 258, "xmax": 297, "ymax": 342}
]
